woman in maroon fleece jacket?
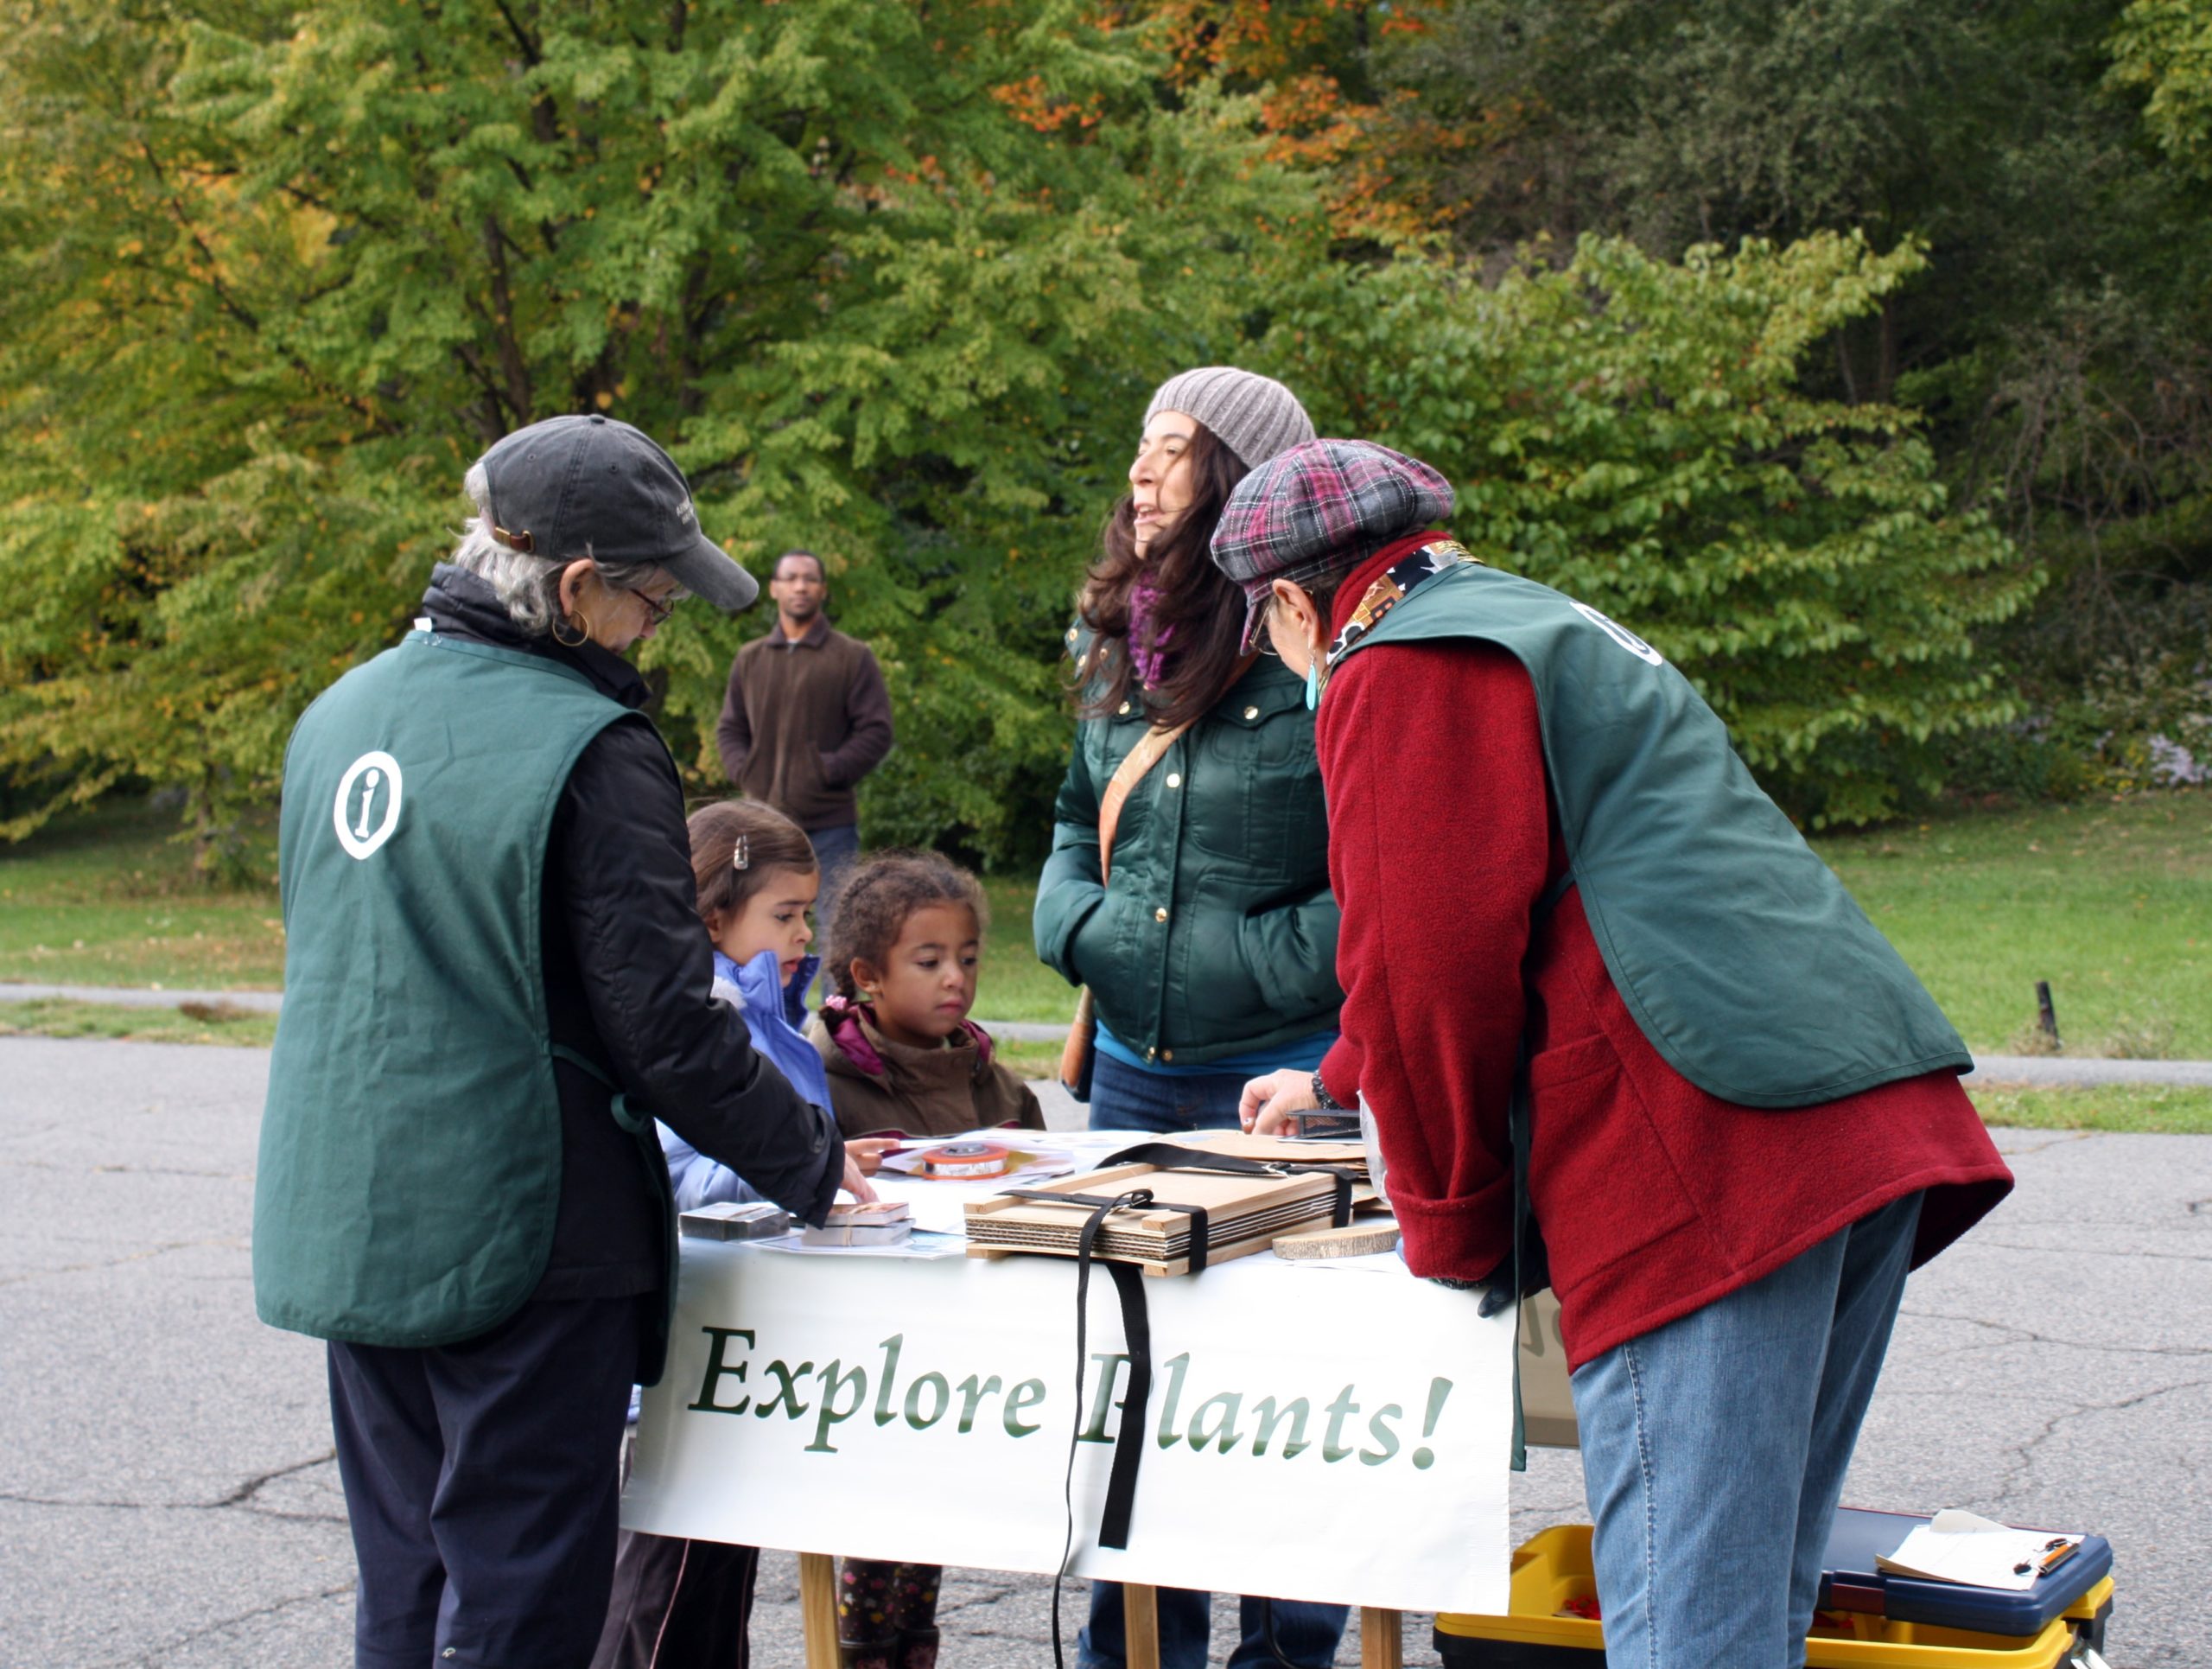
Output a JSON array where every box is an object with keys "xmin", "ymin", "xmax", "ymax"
[{"xmin": 1212, "ymin": 439, "xmax": 2013, "ymax": 1669}]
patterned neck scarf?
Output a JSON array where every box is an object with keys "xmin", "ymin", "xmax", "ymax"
[{"xmin": 1325, "ymin": 540, "xmax": 1480, "ymax": 667}]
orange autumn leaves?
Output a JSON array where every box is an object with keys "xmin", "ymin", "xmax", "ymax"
[{"xmin": 1119, "ymin": 0, "xmax": 1471, "ymax": 243}]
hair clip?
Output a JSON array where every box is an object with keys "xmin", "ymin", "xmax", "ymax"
[{"xmin": 733, "ymin": 833, "xmax": 750, "ymax": 871}]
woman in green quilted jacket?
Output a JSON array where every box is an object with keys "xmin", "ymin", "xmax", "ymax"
[{"xmin": 1031, "ymin": 366, "xmax": 1347, "ymax": 1669}]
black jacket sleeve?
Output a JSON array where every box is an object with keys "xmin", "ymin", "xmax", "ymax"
[{"xmin": 550, "ymin": 716, "xmax": 844, "ymax": 1224}]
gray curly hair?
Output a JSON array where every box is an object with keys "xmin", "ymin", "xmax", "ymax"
[{"xmin": 448, "ymin": 461, "xmax": 680, "ymax": 636}]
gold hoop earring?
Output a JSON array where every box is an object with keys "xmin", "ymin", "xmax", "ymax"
[{"xmin": 552, "ymin": 611, "xmax": 589, "ymax": 647}]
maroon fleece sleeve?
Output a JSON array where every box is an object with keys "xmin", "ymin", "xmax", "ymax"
[{"xmin": 1315, "ymin": 640, "xmax": 1554, "ymax": 1282}]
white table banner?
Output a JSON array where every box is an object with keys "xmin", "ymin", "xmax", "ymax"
[{"xmin": 622, "ymin": 1233, "xmax": 1516, "ymax": 1615}]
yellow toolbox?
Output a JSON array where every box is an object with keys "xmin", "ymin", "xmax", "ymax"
[{"xmin": 1434, "ymin": 1525, "xmax": 2116, "ymax": 1667}]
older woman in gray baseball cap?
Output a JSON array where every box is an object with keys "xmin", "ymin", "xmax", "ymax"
[
  {"xmin": 1031, "ymin": 369, "xmax": 1352, "ymax": 1669},
  {"xmin": 254, "ymin": 413, "xmax": 872, "ymax": 1669}
]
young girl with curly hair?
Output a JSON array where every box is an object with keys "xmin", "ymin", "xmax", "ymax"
[
  {"xmin": 812, "ymin": 849, "xmax": 1043, "ymax": 1143},
  {"xmin": 809, "ymin": 850, "xmax": 1043, "ymax": 1669}
]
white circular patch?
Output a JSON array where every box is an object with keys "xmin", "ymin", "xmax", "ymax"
[
  {"xmin": 333, "ymin": 751, "xmax": 404, "ymax": 861},
  {"xmin": 1569, "ymin": 601, "xmax": 1666, "ymax": 666}
]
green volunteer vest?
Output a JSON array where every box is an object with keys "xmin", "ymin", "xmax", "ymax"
[
  {"xmin": 254, "ymin": 630, "xmax": 655, "ymax": 1346},
  {"xmin": 1336, "ymin": 559, "xmax": 1969, "ymax": 1106}
]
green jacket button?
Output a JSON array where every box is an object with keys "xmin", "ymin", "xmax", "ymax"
[
  {"xmin": 1244, "ymin": 705, "xmax": 1260, "ymax": 720},
  {"xmin": 1154, "ymin": 906, "xmax": 1168, "ymax": 922}
]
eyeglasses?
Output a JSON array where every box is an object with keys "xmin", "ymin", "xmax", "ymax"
[
  {"xmin": 628, "ymin": 588, "xmax": 677, "ymax": 627},
  {"xmin": 1251, "ymin": 596, "xmax": 1281, "ymax": 656}
]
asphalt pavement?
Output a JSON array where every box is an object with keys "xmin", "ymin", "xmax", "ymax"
[{"xmin": 2, "ymin": 1035, "xmax": 2206, "ymax": 1666}]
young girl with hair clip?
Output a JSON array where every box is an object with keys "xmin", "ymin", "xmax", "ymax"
[
  {"xmin": 656, "ymin": 799, "xmax": 836, "ymax": 1208},
  {"xmin": 808, "ymin": 850, "xmax": 1042, "ymax": 1669},
  {"xmin": 593, "ymin": 799, "xmax": 849, "ymax": 1669}
]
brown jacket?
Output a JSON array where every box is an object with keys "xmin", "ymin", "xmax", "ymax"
[
  {"xmin": 808, "ymin": 999, "xmax": 1046, "ymax": 1141},
  {"xmin": 715, "ymin": 617, "xmax": 893, "ymax": 831}
]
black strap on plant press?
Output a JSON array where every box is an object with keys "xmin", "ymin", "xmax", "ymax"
[
  {"xmin": 1028, "ymin": 1149, "xmax": 1358, "ymax": 1669},
  {"xmin": 1098, "ymin": 1141, "xmax": 1358, "ymax": 1233},
  {"xmin": 1039, "ymin": 1187, "xmax": 1161, "ymax": 1669}
]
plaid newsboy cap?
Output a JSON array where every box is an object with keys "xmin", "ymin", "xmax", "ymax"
[{"xmin": 1211, "ymin": 439, "xmax": 1455, "ymax": 650}]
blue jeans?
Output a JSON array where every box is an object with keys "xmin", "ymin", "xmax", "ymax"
[
  {"xmin": 1081, "ymin": 1051, "xmax": 1350, "ymax": 1669},
  {"xmin": 1571, "ymin": 1191, "xmax": 1923, "ymax": 1669},
  {"xmin": 1081, "ymin": 1585, "xmax": 1348, "ymax": 1669},
  {"xmin": 807, "ymin": 821, "xmax": 861, "ymax": 927},
  {"xmin": 805, "ymin": 822, "xmax": 860, "ymax": 997},
  {"xmin": 1086, "ymin": 1048, "xmax": 1247, "ymax": 1134}
]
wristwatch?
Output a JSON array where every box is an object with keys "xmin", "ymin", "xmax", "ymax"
[{"xmin": 1310, "ymin": 1069, "xmax": 1344, "ymax": 1112}]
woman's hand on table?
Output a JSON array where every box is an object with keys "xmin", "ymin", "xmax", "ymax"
[
  {"xmin": 843, "ymin": 1137, "xmax": 901, "ymax": 1177},
  {"xmin": 839, "ymin": 1153, "xmax": 880, "ymax": 1203},
  {"xmin": 1239, "ymin": 1067, "xmax": 1319, "ymax": 1135}
]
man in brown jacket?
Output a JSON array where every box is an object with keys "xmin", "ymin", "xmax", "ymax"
[{"xmin": 715, "ymin": 551, "xmax": 894, "ymax": 926}]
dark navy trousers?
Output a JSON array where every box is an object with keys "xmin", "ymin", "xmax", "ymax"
[{"xmin": 327, "ymin": 1295, "xmax": 643, "ymax": 1669}]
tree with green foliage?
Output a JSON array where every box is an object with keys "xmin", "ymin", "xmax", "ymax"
[
  {"xmin": 0, "ymin": 0, "xmax": 1306, "ymax": 870},
  {"xmin": 1262, "ymin": 233, "xmax": 2039, "ymax": 825},
  {"xmin": 2112, "ymin": 0, "xmax": 2212, "ymax": 175},
  {"xmin": 1344, "ymin": 0, "xmax": 2212, "ymax": 799},
  {"xmin": 1, "ymin": 0, "xmax": 2090, "ymax": 871}
]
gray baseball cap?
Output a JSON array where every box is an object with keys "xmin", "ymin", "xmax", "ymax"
[{"xmin": 478, "ymin": 414, "xmax": 759, "ymax": 613}]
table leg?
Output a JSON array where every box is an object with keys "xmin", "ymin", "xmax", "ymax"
[
  {"xmin": 1360, "ymin": 1605, "xmax": 1404, "ymax": 1669},
  {"xmin": 1122, "ymin": 1581, "xmax": 1161, "ymax": 1669},
  {"xmin": 799, "ymin": 1551, "xmax": 841, "ymax": 1669}
]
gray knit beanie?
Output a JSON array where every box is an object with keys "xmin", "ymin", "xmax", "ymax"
[{"xmin": 1144, "ymin": 366, "xmax": 1316, "ymax": 469}]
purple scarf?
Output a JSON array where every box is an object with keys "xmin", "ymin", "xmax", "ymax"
[{"xmin": 1127, "ymin": 583, "xmax": 1174, "ymax": 686}]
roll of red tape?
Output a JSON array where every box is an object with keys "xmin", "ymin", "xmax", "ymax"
[{"xmin": 920, "ymin": 1141, "xmax": 1012, "ymax": 1180}]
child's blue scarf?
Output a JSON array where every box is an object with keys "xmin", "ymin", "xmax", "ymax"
[{"xmin": 712, "ymin": 946, "xmax": 833, "ymax": 1114}]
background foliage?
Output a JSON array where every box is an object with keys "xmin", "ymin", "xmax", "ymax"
[
  {"xmin": 3, "ymin": 0, "xmax": 2205, "ymax": 874},
  {"xmin": 1262, "ymin": 234, "xmax": 2033, "ymax": 825}
]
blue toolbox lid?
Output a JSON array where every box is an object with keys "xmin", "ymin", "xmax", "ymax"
[{"xmin": 1819, "ymin": 1507, "xmax": 2113, "ymax": 1636}]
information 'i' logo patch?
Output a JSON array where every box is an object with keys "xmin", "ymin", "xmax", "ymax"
[
  {"xmin": 1568, "ymin": 600, "xmax": 1666, "ymax": 666},
  {"xmin": 333, "ymin": 751, "xmax": 404, "ymax": 860}
]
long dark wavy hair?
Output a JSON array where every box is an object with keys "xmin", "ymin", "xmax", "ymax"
[{"xmin": 1074, "ymin": 423, "xmax": 1253, "ymax": 729}]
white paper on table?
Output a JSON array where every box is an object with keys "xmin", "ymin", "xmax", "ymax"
[
  {"xmin": 754, "ymin": 1228, "xmax": 971, "ymax": 1260},
  {"xmin": 878, "ymin": 1134, "xmax": 1074, "ymax": 1182},
  {"xmin": 1875, "ymin": 1509, "xmax": 2082, "ymax": 1591}
]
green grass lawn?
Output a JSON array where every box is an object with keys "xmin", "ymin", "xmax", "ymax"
[
  {"xmin": 0, "ymin": 798, "xmax": 286, "ymax": 989},
  {"xmin": 1815, "ymin": 794, "xmax": 2212, "ymax": 1058},
  {"xmin": 1963, "ymin": 1081, "xmax": 2212, "ymax": 1134},
  {"xmin": 3, "ymin": 793, "xmax": 2207, "ymax": 1061},
  {"xmin": 0, "ymin": 997, "xmax": 278, "ymax": 1048},
  {"xmin": 978, "ymin": 874, "xmax": 1079, "ymax": 1025}
]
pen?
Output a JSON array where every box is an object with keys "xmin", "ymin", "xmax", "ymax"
[{"xmin": 2012, "ymin": 1538, "xmax": 2075, "ymax": 1577}]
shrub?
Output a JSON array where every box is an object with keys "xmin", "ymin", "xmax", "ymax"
[{"xmin": 1260, "ymin": 233, "xmax": 2044, "ymax": 825}]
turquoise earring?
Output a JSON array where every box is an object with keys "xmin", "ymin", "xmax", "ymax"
[{"xmin": 1304, "ymin": 659, "xmax": 1320, "ymax": 710}]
